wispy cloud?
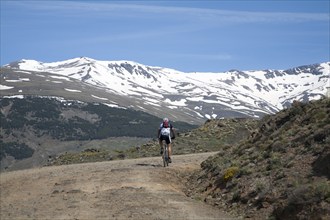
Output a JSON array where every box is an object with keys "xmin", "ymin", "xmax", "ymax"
[
  {"xmin": 6, "ymin": 0, "xmax": 327, "ymax": 49},
  {"xmin": 7, "ymin": 0, "xmax": 329, "ymax": 24}
]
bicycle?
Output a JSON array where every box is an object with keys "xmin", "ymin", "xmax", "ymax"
[{"xmin": 162, "ymin": 142, "xmax": 169, "ymax": 167}]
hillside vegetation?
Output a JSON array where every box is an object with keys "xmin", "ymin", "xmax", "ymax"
[
  {"xmin": 185, "ymin": 98, "xmax": 330, "ymax": 219},
  {"xmin": 47, "ymin": 118, "xmax": 258, "ymax": 166},
  {"xmin": 0, "ymin": 97, "xmax": 195, "ymax": 140},
  {"xmin": 0, "ymin": 97, "xmax": 196, "ymax": 169}
]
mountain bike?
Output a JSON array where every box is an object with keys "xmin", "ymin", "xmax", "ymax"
[{"xmin": 162, "ymin": 142, "xmax": 169, "ymax": 167}]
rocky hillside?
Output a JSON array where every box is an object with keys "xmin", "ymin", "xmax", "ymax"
[{"xmin": 185, "ymin": 98, "xmax": 330, "ymax": 219}]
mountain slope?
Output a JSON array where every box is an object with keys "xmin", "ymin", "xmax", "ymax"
[
  {"xmin": 185, "ymin": 98, "xmax": 330, "ymax": 219},
  {"xmin": 0, "ymin": 97, "xmax": 196, "ymax": 171},
  {"xmin": 1, "ymin": 58, "xmax": 329, "ymax": 124}
]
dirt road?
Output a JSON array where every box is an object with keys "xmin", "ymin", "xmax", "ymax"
[{"xmin": 1, "ymin": 152, "xmax": 236, "ymax": 220}]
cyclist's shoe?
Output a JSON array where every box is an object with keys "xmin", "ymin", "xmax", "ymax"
[
  {"xmin": 160, "ymin": 148, "xmax": 163, "ymax": 155},
  {"xmin": 168, "ymin": 157, "xmax": 172, "ymax": 163}
]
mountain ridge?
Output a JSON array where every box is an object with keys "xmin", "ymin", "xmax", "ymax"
[{"xmin": 1, "ymin": 58, "xmax": 329, "ymax": 124}]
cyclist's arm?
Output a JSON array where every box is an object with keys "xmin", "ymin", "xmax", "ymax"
[
  {"xmin": 157, "ymin": 128, "xmax": 161, "ymax": 139},
  {"xmin": 170, "ymin": 126, "xmax": 176, "ymax": 139}
]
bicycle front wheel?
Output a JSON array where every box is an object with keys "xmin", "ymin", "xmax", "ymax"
[
  {"xmin": 163, "ymin": 144, "xmax": 169, "ymax": 167},
  {"xmin": 163, "ymin": 156, "xmax": 166, "ymax": 167}
]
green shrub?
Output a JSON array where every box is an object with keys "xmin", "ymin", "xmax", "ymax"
[
  {"xmin": 223, "ymin": 166, "xmax": 239, "ymax": 182},
  {"xmin": 0, "ymin": 141, "xmax": 34, "ymax": 160}
]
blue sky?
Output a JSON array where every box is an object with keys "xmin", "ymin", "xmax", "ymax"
[{"xmin": 1, "ymin": 0, "xmax": 329, "ymax": 72}]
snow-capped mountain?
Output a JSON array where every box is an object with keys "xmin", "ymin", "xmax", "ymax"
[{"xmin": 1, "ymin": 57, "xmax": 329, "ymax": 124}]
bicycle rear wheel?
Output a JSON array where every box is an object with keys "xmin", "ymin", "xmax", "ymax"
[{"xmin": 163, "ymin": 143, "xmax": 169, "ymax": 167}]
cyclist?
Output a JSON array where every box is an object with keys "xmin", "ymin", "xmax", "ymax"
[{"xmin": 158, "ymin": 117, "xmax": 175, "ymax": 163}]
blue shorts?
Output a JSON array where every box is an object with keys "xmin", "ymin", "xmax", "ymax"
[{"xmin": 159, "ymin": 135, "xmax": 171, "ymax": 144}]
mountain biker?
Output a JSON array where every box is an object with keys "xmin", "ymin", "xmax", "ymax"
[{"xmin": 158, "ymin": 117, "xmax": 175, "ymax": 163}]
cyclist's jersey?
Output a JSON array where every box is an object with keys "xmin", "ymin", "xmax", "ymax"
[{"xmin": 159, "ymin": 123, "xmax": 172, "ymax": 136}]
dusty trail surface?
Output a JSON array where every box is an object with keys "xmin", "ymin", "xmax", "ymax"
[{"xmin": 1, "ymin": 152, "xmax": 234, "ymax": 220}]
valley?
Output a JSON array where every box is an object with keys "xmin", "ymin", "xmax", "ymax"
[
  {"xmin": 0, "ymin": 97, "xmax": 197, "ymax": 171},
  {"xmin": 0, "ymin": 59, "xmax": 329, "ymax": 219}
]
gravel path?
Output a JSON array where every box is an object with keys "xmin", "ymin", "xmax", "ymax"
[{"xmin": 1, "ymin": 152, "xmax": 236, "ymax": 220}]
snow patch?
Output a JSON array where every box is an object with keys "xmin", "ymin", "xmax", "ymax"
[
  {"xmin": 137, "ymin": 105, "xmax": 146, "ymax": 110},
  {"xmin": 50, "ymin": 75, "xmax": 71, "ymax": 81},
  {"xmin": 164, "ymin": 98, "xmax": 187, "ymax": 106},
  {"xmin": 103, "ymin": 103, "xmax": 126, "ymax": 109},
  {"xmin": 143, "ymin": 97, "xmax": 160, "ymax": 103},
  {"xmin": 187, "ymin": 97, "xmax": 204, "ymax": 102},
  {"xmin": 91, "ymin": 95, "xmax": 108, "ymax": 100},
  {"xmin": 194, "ymin": 111, "xmax": 204, "ymax": 118},
  {"xmin": 0, "ymin": 85, "xmax": 14, "ymax": 90},
  {"xmin": 6, "ymin": 78, "xmax": 30, "ymax": 82},
  {"xmin": 16, "ymin": 70, "xmax": 31, "ymax": 74},
  {"xmin": 3, "ymin": 95, "xmax": 24, "ymax": 99},
  {"xmin": 144, "ymin": 101, "xmax": 161, "ymax": 107},
  {"xmin": 64, "ymin": 88, "xmax": 82, "ymax": 93}
]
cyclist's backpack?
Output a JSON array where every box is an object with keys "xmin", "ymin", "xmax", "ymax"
[{"xmin": 163, "ymin": 121, "xmax": 169, "ymax": 128}]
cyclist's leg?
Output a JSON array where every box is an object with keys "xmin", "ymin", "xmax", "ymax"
[
  {"xmin": 166, "ymin": 136, "xmax": 172, "ymax": 162},
  {"xmin": 168, "ymin": 143, "xmax": 172, "ymax": 157},
  {"xmin": 168, "ymin": 143, "xmax": 172, "ymax": 163}
]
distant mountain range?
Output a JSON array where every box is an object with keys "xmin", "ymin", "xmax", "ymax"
[{"xmin": 1, "ymin": 57, "xmax": 329, "ymax": 124}]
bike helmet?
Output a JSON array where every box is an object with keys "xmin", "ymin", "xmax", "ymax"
[{"xmin": 163, "ymin": 117, "xmax": 169, "ymax": 122}]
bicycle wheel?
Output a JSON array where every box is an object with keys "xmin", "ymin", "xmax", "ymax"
[
  {"xmin": 162, "ymin": 143, "xmax": 166, "ymax": 167},
  {"xmin": 165, "ymin": 145, "xmax": 169, "ymax": 167},
  {"xmin": 163, "ymin": 143, "xmax": 169, "ymax": 167}
]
